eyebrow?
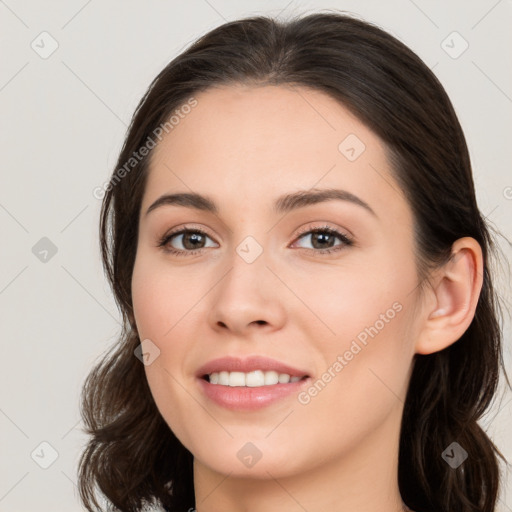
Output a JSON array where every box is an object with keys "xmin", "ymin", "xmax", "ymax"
[{"xmin": 145, "ymin": 188, "xmax": 377, "ymax": 218}]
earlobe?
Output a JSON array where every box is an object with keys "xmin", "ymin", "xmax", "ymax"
[{"xmin": 415, "ymin": 237, "xmax": 484, "ymax": 355}]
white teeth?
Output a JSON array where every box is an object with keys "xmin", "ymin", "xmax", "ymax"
[
  {"xmin": 228, "ymin": 371, "xmax": 246, "ymax": 387},
  {"xmin": 278, "ymin": 373, "xmax": 290, "ymax": 384},
  {"xmin": 246, "ymin": 370, "xmax": 264, "ymax": 387},
  {"xmin": 264, "ymin": 370, "xmax": 279, "ymax": 385},
  {"xmin": 207, "ymin": 370, "xmax": 305, "ymax": 387}
]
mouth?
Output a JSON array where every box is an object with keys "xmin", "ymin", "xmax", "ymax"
[
  {"xmin": 196, "ymin": 356, "xmax": 311, "ymax": 411},
  {"xmin": 196, "ymin": 355, "xmax": 311, "ymax": 384},
  {"xmin": 202, "ymin": 370, "xmax": 309, "ymax": 387}
]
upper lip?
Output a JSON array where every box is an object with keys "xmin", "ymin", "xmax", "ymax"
[{"xmin": 196, "ymin": 356, "xmax": 310, "ymax": 379}]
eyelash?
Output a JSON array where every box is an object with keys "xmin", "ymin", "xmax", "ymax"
[{"xmin": 157, "ymin": 224, "xmax": 354, "ymax": 257}]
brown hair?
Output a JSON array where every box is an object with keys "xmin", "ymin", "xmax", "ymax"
[{"xmin": 78, "ymin": 11, "xmax": 511, "ymax": 512}]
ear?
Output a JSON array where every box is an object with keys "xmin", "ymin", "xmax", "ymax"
[{"xmin": 415, "ymin": 237, "xmax": 484, "ymax": 355}]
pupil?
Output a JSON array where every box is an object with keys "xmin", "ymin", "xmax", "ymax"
[
  {"xmin": 184, "ymin": 232, "xmax": 204, "ymax": 250},
  {"xmin": 313, "ymin": 232, "xmax": 333, "ymax": 249}
]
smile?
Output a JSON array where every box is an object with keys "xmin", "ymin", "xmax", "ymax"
[{"xmin": 205, "ymin": 370, "xmax": 307, "ymax": 386}]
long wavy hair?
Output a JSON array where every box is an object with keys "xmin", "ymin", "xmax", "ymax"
[{"xmin": 78, "ymin": 11, "xmax": 511, "ymax": 512}]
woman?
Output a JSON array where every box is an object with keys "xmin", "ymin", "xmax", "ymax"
[{"xmin": 78, "ymin": 11, "xmax": 510, "ymax": 512}]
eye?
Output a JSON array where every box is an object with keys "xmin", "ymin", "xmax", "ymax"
[
  {"xmin": 157, "ymin": 227, "xmax": 218, "ymax": 256},
  {"xmin": 157, "ymin": 224, "xmax": 354, "ymax": 257},
  {"xmin": 291, "ymin": 225, "xmax": 353, "ymax": 254}
]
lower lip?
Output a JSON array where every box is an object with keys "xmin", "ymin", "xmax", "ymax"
[{"xmin": 197, "ymin": 377, "xmax": 310, "ymax": 411}]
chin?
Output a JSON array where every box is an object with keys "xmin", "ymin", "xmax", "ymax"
[{"xmin": 191, "ymin": 438, "xmax": 311, "ymax": 479}]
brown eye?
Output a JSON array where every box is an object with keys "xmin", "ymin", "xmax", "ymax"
[
  {"xmin": 179, "ymin": 231, "xmax": 207, "ymax": 250},
  {"xmin": 158, "ymin": 228, "xmax": 218, "ymax": 255},
  {"xmin": 293, "ymin": 227, "xmax": 353, "ymax": 254},
  {"xmin": 307, "ymin": 231, "xmax": 338, "ymax": 250}
]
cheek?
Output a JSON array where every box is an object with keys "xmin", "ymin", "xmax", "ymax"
[
  {"xmin": 286, "ymin": 252, "xmax": 416, "ymax": 408},
  {"xmin": 293, "ymin": 305, "xmax": 414, "ymax": 463},
  {"xmin": 131, "ymin": 254, "xmax": 197, "ymax": 340},
  {"xmin": 132, "ymin": 256, "xmax": 159, "ymax": 339},
  {"xmin": 131, "ymin": 255, "xmax": 208, "ymax": 430},
  {"xmin": 132, "ymin": 259, "xmax": 196, "ymax": 446},
  {"xmin": 282, "ymin": 254, "xmax": 408, "ymax": 345}
]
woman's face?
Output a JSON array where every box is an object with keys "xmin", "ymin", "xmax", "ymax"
[{"xmin": 132, "ymin": 84, "xmax": 425, "ymax": 479}]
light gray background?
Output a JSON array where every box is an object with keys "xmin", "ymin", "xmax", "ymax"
[{"xmin": 1, "ymin": 1, "xmax": 511, "ymax": 511}]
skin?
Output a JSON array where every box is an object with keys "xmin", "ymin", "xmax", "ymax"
[{"xmin": 131, "ymin": 84, "xmax": 483, "ymax": 512}]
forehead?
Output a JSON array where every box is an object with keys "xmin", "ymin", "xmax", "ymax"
[
  {"xmin": 143, "ymin": 84, "xmax": 409, "ymax": 222},
  {"xmin": 151, "ymin": 84, "xmax": 376, "ymax": 166}
]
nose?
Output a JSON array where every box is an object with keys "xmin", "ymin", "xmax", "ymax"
[{"xmin": 208, "ymin": 246, "xmax": 286, "ymax": 337}]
